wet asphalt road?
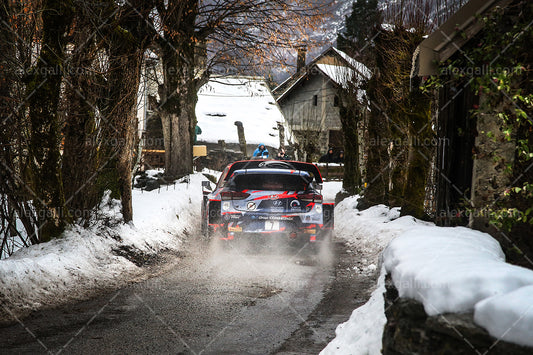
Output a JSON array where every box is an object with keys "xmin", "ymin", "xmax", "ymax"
[{"xmin": 0, "ymin": 237, "xmax": 352, "ymax": 355}]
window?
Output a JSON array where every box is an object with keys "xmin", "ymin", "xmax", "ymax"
[
  {"xmin": 233, "ymin": 174, "xmax": 309, "ymax": 191},
  {"xmin": 313, "ymin": 95, "xmax": 318, "ymax": 106},
  {"xmin": 334, "ymin": 95, "xmax": 339, "ymax": 107}
]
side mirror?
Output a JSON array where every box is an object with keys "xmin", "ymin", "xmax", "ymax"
[
  {"xmin": 315, "ymin": 183, "xmax": 323, "ymax": 191},
  {"xmin": 202, "ymin": 181, "xmax": 212, "ymax": 190}
]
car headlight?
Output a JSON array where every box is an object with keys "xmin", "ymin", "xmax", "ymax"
[
  {"xmin": 315, "ymin": 204, "xmax": 322, "ymax": 213},
  {"xmin": 222, "ymin": 201, "xmax": 231, "ymax": 211}
]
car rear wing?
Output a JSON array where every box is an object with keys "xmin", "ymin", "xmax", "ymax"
[{"xmin": 222, "ymin": 160, "xmax": 324, "ymax": 184}]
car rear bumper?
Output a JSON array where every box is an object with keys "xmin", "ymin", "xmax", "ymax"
[{"xmin": 217, "ymin": 215, "xmax": 323, "ymax": 244}]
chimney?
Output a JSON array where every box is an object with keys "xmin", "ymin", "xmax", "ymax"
[{"xmin": 296, "ymin": 45, "xmax": 307, "ymax": 72}]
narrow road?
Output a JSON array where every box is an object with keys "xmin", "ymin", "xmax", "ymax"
[{"xmin": 0, "ymin": 236, "xmax": 378, "ymax": 354}]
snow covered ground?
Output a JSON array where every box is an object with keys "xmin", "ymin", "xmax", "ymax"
[
  {"xmin": 321, "ymin": 197, "xmax": 431, "ymax": 354},
  {"xmin": 0, "ymin": 172, "xmax": 211, "ymax": 322},
  {"xmin": 196, "ymin": 76, "xmax": 286, "ymax": 147},
  {"xmin": 2, "ymin": 177, "xmax": 532, "ymax": 350},
  {"xmin": 384, "ymin": 227, "xmax": 533, "ymax": 348},
  {"xmin": 322, "ymin": 196, "xmax": 533, "ymax": 353}
]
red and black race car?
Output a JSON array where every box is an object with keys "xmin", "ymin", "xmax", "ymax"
[{"xmin": 201, "ymin": 160, "xmax": 334, "ymax": 245}]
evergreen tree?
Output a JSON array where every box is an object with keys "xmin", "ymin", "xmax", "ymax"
[{"xmin": 337, "ymin": 0, "xmax": 380, "ymax": 53}]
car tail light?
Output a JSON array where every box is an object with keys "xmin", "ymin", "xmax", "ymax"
[
  {"xmin": 221, "ymin": 191, "xmax": 250, "ymax": 200},
  {"xmin": 298, "ymin": 193, "xmax": 323, "ymax": 203}
]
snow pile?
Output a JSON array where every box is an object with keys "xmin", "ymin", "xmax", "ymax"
[
  {"xmin": 0, "ymin": 228, "xmax": 129, "ymax": 316},
  {"xmin": 474, "ymin": 285, "xmax": 533, "ymax": 347},
  {"xmin": 322, "ymin": 197, "xmax": 431, "ymax": 354},
  {"xmin": 321, "ymin": 181, "xmax": 342, "ymax": 203},
  {"xmin": 0, "ymin": 172, "xmax": 207, "ymax": 321},
  {"xmin": 334, "ymin": 196, "xmax": 431, "ymax": 257},
  {"xmin": 324, "ymin": 196, "xmax": 533, "ymax": 352},
  {"xmin": 321, "ymin": 267, "xmax": 387, "ymax": 355},
  {"xmin": 383, "ymin": 226, "xmax": 533, "ymax": 347},
  {"xmin": 196, "ymin": 76, "xmax": 286, "ymax": 147}
]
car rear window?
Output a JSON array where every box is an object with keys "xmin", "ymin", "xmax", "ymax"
[{"xmin": 231, "ymin": 174, "xmax": 308, "ymax": 191}]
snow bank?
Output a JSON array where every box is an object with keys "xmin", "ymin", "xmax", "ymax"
[
  {"xmin": 474, "ymin": 285, "xmax": 533, "ymax": 347},
  {"xmin": 322, "ymin": 197, "xmax": 431, "ymax": 355},
  {"xmin": 0, "ymin": 172, "xmax": 206, "ymax": 321},
  {"xmin": 321, "ymin": 266, "xmax": 387, "ymax": 355},
  {"xmin": 324, "ymin": 196, "xmax": 533, "ymax": 352},
  {"xmin": 383, "ymin": 226, "xmax": 533, "ymax": 348},
  {"xmin": 0, "ymin": 228, "xmax": 129, "ymax": 315},
  {"xmin": 334, "ymin": 196, "xmax": 431, "ymax": 254}
]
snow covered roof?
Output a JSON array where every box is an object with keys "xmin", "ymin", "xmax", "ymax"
[
  {"xmin": 195, "ymin": 76, "xmax": 286, "ymax": 147},
  {"xmin": 272, "ymin": 47, "xmax": 371, "ymax": 103},
  {"xmin": 315, "ymin": 64, "xmax": 355, "ymax": 87},
  {"xmin": 330, "ymin": 47, "xmax": 372, "ymax": 79},
  {"xmin": 315, "ymin": 64, "xmax": 367, "ymax": 104}
]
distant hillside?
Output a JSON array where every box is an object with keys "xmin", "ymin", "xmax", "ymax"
[{"xmin": 225, "ymin": 0, "xmax": 466, "ymax": 85}]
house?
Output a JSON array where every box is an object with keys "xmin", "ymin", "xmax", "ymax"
[
  {"xmin": 138, "ymin": 72, "xmax": 288, "ymax": 170},
  {"xmin": 195, "ymin": 75, "xmax": 288, "ymax": 169},
  {"xmin": 272, "ymin": 47, "xmax": 371, "ymax": 161}
]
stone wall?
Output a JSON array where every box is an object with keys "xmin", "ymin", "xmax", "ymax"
[
  {"xmin": 469, "ymin": 99, "xmax": 515, "ymax": 233},
  {"xmin": 382, "ymin": 274, "xmax": 531, "ymax": 355}
]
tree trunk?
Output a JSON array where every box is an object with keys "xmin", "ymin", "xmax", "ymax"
[
  {"xmin": 175, "ymin": 70, "xmax": 197, "ymax": 177},
  {"xmin": 339, "ymin": 101, "xmax": 361, "ymax": 195},
  {"xmin": 400, "ymin": 84, "xmax": 432, "ymax": 219},
  {"xmin": 25, "ymin": 0, "xmax": 73, "ymax": 242},
  {"xmin": 387, "ymin": 111, "xmax": 409, "ymax": 207},
  {"xmin": 158, "ymin": 0, "xmax": 205, "ymax": 179},
  {"xmin": 62, "ymin": 16, "xmax": 99, "ymax": 223},
  {"xmin": 99, "ymin": 48, "xmax": 142, "ymax": 222},
  {"xmin": 97, "ymin": 0, "xmax": 150, "ymax": 222},
  {"xmin": 359, "ymin": 77, "xmax": 390, "ymax": 209}
]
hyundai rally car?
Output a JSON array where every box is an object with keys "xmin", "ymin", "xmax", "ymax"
[{"xmin": 201, "ymin": 160, "xmax": 334, "ymax": 244}]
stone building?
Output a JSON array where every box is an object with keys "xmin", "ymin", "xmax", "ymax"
[{"xmin": 272, "ymin": 47, "xmax": 370, "ymax": 161}]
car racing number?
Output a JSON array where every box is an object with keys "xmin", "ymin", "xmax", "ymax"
[{"xmin": 264, "ymin": 220, "xmax": 280, "ymax": 231}]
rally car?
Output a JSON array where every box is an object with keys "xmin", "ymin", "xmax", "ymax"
[{"xmin": 201, "ymin": 160, "xmax": 334, "ymax": 245}]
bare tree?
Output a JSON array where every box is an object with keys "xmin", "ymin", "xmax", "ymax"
[
  {"xmin": 0, "ymin": 0, "xmax": 43, "ymax": 253},
  {"xmin": 24, "ymin": 0, "xmax": 74, "ymax": 242},
  {"xmin": 151, "ymin": 0, "xmax": 330, "ymax": 178},
  {"xmin": 96, "ymin": 0, "xmax": 154, "ymax": 222},
  {"xmin": 0, "ymin": 0, "xmax": 330, "ymax": 257},
  {"xmin": 1, "ymin": 0, "xmax": 155, "ymax": 253}
]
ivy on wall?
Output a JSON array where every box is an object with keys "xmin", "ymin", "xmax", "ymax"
[{"xmin": 423, "ymin": 2, "xmax": 533, "ymax": 232}]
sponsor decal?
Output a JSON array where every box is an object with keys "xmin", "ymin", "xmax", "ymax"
[
  {"xmin": 290, "ymin": 200, "xmax": 301, "ymax": 209},
  {"xmin": 247, "ymin": 201, "xmax": 256, "ymax": 210},
  {"xmin": 228, "ymin": 225, "xmax": 242, "ymax": 232},
  {"xmin": 258, "ymin": 215, "xmax": 294, "ymax": 221},
  {"xmin": 269, "ymin": 194, "xmax": 279, "ymax": 200},
  {"xmin": 272, "ymin": 199, "xmax": 283, "ymax": 207}
]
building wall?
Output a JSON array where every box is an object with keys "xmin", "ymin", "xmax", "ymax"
[
  {"xmin": 278, "ymin": 72, "xmax": 342, "ymax": 155},
  {"xmin": 469, "ymin": 98, "xmax": 515, "ymax": 232}
]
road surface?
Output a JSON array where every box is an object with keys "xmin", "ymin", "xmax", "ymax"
[{"xmin": 0, "ymin": 236, "xmax": 378, "ymax": 354}]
